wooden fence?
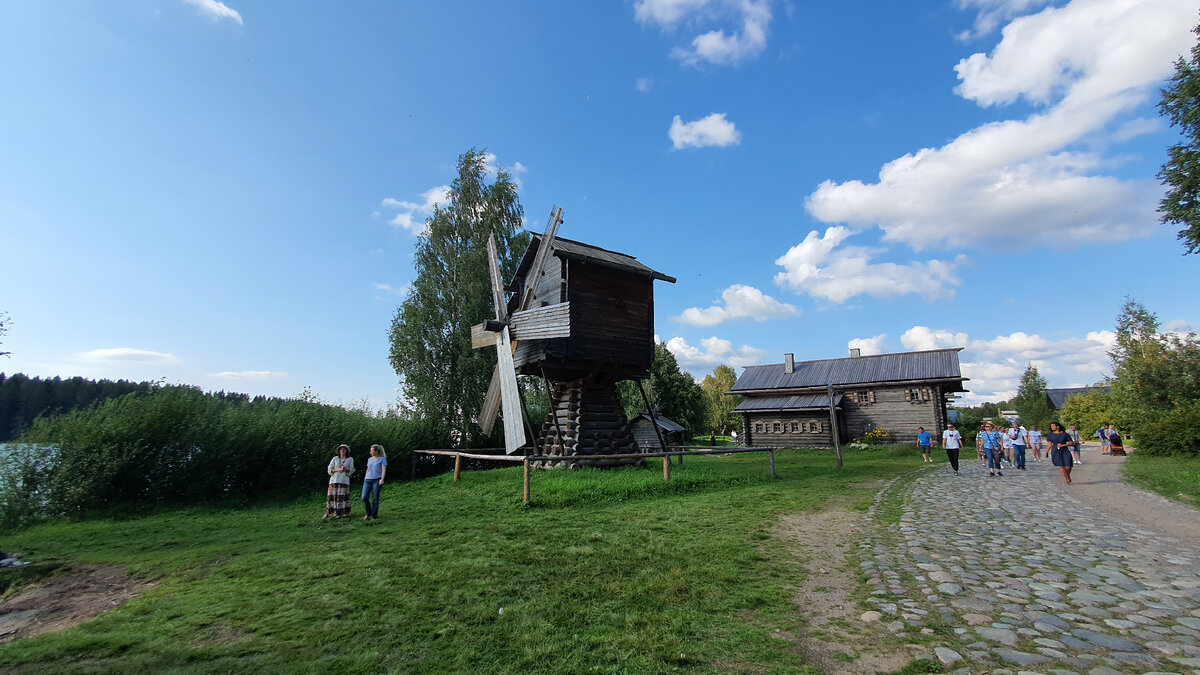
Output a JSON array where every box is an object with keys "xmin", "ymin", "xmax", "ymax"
[{"xmin": 411, "ymin": 446, "xmax": 778, "ymax": 504}]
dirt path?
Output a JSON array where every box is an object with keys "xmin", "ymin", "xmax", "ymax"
[
  {"xmin": 0, "ymin": 565, "xmax": 154, "ymax": 644},
  {"xmin": 1065, "ymin": 443, "xmax": 1200, "ymax": 542}
]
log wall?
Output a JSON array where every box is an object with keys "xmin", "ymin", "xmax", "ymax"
[
  {"xmin": 738, "ymin": 384, "xmax": 950, "ymax": 447},
  {"xmin": 534, "ymin": 377, "xmax": 644, "ymax": 468}
]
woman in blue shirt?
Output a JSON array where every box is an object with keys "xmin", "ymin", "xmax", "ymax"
[
  {"xmin": 979, "ymin": 422, "xmax": 1004, "ymax": 476},
  {"xmin": 362, "ymin": 444, "xmax": 388, "ymax": 521}
]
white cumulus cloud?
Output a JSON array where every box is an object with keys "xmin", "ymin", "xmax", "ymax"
[
  {"xmin": 773, "ymin": 227, "xmax": 965, "ymax": 303},
  {"xmin": 848, "ymin": 334, "xmax": 888, "ymax": 356},
  {"xmin": 806, "ymin": 0, "xmax": 1193, "ymax": 251},
  {"xmin": 635, "ymin": 77, "xmax": 654, "ymax": 93},
  {"xmin": 669, "ymin": 113, "xmax": 741, "ymax": 149},
  {"xmin": 75, "ymin": 348, "xmax": 181, "ymax": 365},
  {"xmin": 183, "ymin": 0, "xmax": 243, "ymax": 25},
  {"xmin": 636, "ymin": 0, "xmax": 771, "ymax": 66},
  {"xmin": 665, "ymin": 335, "xmax": 766, "ymax": 375},
  {"xmin": 901, "ymin": 326, "xmax": 970, "ymax": 351},
  {"xmin": 676, "ymin": 284, "xmax": 798, "ymax": 326},
  {"xmin": 379, "ymin": 186, "xmax": 451, "ymax": 234}
]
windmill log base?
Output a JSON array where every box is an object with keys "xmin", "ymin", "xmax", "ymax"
[{"xmin": 533, "ymin": 377, "xmax": 645, "ymax": 469}]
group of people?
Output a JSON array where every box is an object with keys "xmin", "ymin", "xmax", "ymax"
[
  {"xmin": 923, "ymin": 419, "xmax": 1103, "ymax": 485},
  {"xmin": 1096, "ymin": 424, "xmax": 1126, "ymax": 456},
  {"xmin": 323, "ymin": 443, "xmax": 388, "ymax": 521}
]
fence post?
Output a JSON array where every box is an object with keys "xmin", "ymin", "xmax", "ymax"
[
  {"xmin": 453, "ymin": 454, "xmax": 462, "ymax": 482},
  {"xmin": 662, "ymin": 455, "xmax": 670, "ymax": 481},
  {"xmin": 769, "ymin": 448, "xmax": 776, "ymax": 477},
  {"xmin": 523, "ymin": 459, "xmax": 531, "ymax": 504}
]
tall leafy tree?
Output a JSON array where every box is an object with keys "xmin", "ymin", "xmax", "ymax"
[
  {"xmin": 387, "ymin": 149, "xmax": 526, "ymax": 446},
  {"xmin": 1158, "ymin": 18, "xmax": 1200, "ymax": 255},
  {"xmin": 1012, "ymin": 363, "xmax": 1052, "ymax": 429},
  {"xmin": 1109, "ymin": 297, "xmax": 1200, "ymax": 433},
  {"xmin": 699, "ymin": 364, "xmax": 741, "ymax": 434}
]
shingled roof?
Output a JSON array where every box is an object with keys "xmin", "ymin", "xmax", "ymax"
[
  {"xmin": 1046, "ymin": 386, "xmax": 1110, "ymax": 410},
  {"xmin": 730, "ymin": 348, "xmax": 968, "ymax": 394},
  {"xmin": 513, "ymin": 233, "xmax": 676, "ymax": 284}
]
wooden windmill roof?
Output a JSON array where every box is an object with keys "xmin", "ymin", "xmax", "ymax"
[
  {"xmin": 633, "ymin": 413, "xmax": 687, "ymax": 433},
  {"xmin": 512, "ymin": 233, "xmax": 677, "ymax": 285},
  {"xmin": 730, "ymin": 348, "xmax": 968, "ymax": 394}
]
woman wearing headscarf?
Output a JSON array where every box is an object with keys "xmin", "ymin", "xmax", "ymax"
[{"xmin": 323, "ymin": 444, "xmax": 355, "ymax": 519}]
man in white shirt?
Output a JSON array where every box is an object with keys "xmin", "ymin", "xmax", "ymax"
[
  {"xmin": 1009, "ymin": 422, "xmax": 1029, "ymax": 470},
  {"xmin": 941, "ymin": 423, "xmax": 963, "ymax": 476}
]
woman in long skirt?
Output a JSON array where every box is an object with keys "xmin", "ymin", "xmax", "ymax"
[{"xmin": 324, "ymin": 444, "xmax": 355, "ymax": 519}]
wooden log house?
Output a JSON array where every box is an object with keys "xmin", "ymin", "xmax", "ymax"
[{"xmin": 730, "ymin": 348, "xmax": 968, "ymax": 447}]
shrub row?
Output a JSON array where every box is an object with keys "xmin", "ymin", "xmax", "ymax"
[{"xmin": 4, "ymin": 386, "xmax": 447, "ymax": 523}]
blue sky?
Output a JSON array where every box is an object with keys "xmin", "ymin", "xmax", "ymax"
[{"xmin": 2, "ymin": 0, "xmax": 1197, "ymax": 408}]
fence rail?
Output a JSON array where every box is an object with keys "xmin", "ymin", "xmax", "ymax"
[{"xmin": 412, "ymin": 446, "xmax": 778, "ymax": 503}]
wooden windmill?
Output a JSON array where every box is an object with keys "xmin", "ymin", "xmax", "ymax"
[{"xmin": 472, "ymin": 206, "xmax": 676, "ymax": 465}]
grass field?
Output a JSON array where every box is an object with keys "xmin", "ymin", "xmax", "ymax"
[
  {"xmin": 1121, "ymin": 452, "xmax": 1200, "ymax": 507},
  {"xmin": 0, "ymin": 447, "xmax": 927, "ymax": 673}
]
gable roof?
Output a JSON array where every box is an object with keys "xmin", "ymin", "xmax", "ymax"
[
  {"xmin": 1046, "ymin": 386, "xmax": 1111, "ymax": 410},
  {"xmin": 512, "ymin": 233, "xmax": 676, "ymax": 285},
  {"xmin": 633, "ymin": 413, "xmax": 686, "ymax": 433},
  {"xmin": 730, "ymin": 348, "xmax": 967, "ymax": 394}
]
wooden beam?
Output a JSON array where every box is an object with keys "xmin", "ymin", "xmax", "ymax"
[
  {"xmin": 477, "ymin": 364, "xmax": 501, "ymax": 434},
  {"xmin": 828, "ymin": 384, "xmax": 843, "ymax": 470},
  {"xmin": 518, "ymin": 207, "xmax": 563, "ymax": 312}
]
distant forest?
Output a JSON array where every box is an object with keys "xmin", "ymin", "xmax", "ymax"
[{"xmin": 0, "ymin": 373, "xmax": 274, "ymax": 442}]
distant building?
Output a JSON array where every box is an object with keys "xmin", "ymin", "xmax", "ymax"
[
  {"xmin": 729, "ymin": 348, "xmax": 969, "ymax": 448},
  {"xmin": 1045, "ymin": 386, "xmax": 1111, "ymax": 411},
  {"xmin": 630, "ymin": 413, "xmax": 687, "ymax": 451}
]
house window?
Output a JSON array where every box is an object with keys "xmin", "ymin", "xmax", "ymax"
[
  {"xmin": 809, "ymin": 421, "xmax": 819, "ymax": 433},
  {"xmin": 755, "ymin": 422, "xmax": 764, "ymax": 433},
  {"xmin": 907, "ymin": 387, "xmax": 923, "ymax": 403},
  {"xmin": 773, "ymin": 422, "xmax": 781, "ymax": 433},
  {"xmin": 791, "ymin": 421, "xmax": 799, "ymax": 432},
  {"xmin": 855, "ymin": 390, "xmax": 873, "ymax": 405}
]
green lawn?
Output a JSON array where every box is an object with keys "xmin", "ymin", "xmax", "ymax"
[
  {"xmin": 1121, "ymin": 453, "xmax": 1200, "ymax": 508},
  {"xmin": 1, "ymin": 448, "xmax": 926, "ymax": 673}
]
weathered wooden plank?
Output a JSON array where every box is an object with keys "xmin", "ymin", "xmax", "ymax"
[
  {"xmin": 486, "ymin": 235, "xmax": 507, "ymax": 321},
  {"xmin": 471, "ymin": 323, "xmax": 495, "ymax": 350},
  {"xmin": 477, "ymin": 364, "xmax": 501, "ymax": 434},
  {"xmin": 496, "ymin": 327, "xmax": 526, "ymax": 454}
]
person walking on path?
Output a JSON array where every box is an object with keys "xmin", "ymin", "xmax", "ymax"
[
  {"xmin": 976, "ymin": 424, "xmax": 987, "ymax": 465},
  {"xmin": 1068, "ymin": 424, "xmax": 1084, "ymax": 464},
  {"xmin": 941, "ymin": 423, "xmax": 963, "ymax": 475},
  {"xmin": 1107, "ymin": 424, "xmax": 1126, "ymax": 456},
  {"xmin": 361, "ymin": 444, "xmax": 388, "ymax": 521},
  {"xmin": 999, "ymin": 423, "xmax": 1015, "ymax": 467},
  {"xmin": 1047, "ymin": 422, "xmax": 1075, "ymax": 484},
  {"xmin": 1097, "ymin": 426, "xmax": 1110, "ymax": 454},
  {"xmin": 1009, "ymin": 421, "xmax": 1029, "ymax": 470},
  {"xmin": 917, "ymin": 426, "xmax": 934, "ymax": 463},
  {"xmin": 1028, "ymin": 426, "xmax": 1044, "ymax": 461},
  {"xmin": 979, "ymin": 422, "xmax": 1004, "ymax": 476},
  {"xmin": 323, "ymin": 444, "xmax": 355, "ymax": 520}
]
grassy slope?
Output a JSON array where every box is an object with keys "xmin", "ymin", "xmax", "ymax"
[
  {"xmin": 1121, "ymin": 453, "xmax": 1200, "ymax": 508},
  {"xmin": 1, "ymin": 448, "xmax": 924, "ymax": 673}
]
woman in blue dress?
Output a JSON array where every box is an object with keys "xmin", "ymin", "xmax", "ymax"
[{"xmin": 1046, "ymin": 422, "xmax": 1075, "ymax": 485}]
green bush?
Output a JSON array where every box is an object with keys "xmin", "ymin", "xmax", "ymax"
[
  {"xmin": 1132, "ymin": 400, "xmax": 1200, "ymax": 456},
  {"xmin": 0, "ymin": 442, "xmax": 57, "ymax": 531},
  {"xmin": 10, "ymin": 386, "xmax": 448, "ymax": 520}
]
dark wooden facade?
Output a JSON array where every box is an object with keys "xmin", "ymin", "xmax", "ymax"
[
  {"xmin": 630, "ymin": 413, "xmax": 687, "ymax": 451},
  {"xmin": 732, "ymin": 349, "xmax": 968, "ymax": 448},
  {"xmin": 511, "ymin": 235, "xmax": 674, "ymax": 382}
]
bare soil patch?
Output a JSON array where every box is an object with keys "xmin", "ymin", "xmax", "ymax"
[
  {"xmin": 772, "ymin": 498, "xmax": 908, "ymax": 674},
  {"xmin": 1070, "ymin": 449, "xmax": 1200, "ymax": 542},
  {"xmin": 0, "ymin": 565, "xmax": 155, "ymax": 643}
]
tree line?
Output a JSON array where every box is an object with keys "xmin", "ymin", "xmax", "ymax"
[{"xmin": 0, "ymin": 373, "xmax": 155, "ymax": 442}]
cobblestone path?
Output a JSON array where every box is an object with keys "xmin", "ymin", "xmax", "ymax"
[{"xmin": 859, "ymin": 452, "xmax": 1200, "ymax": 675}]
